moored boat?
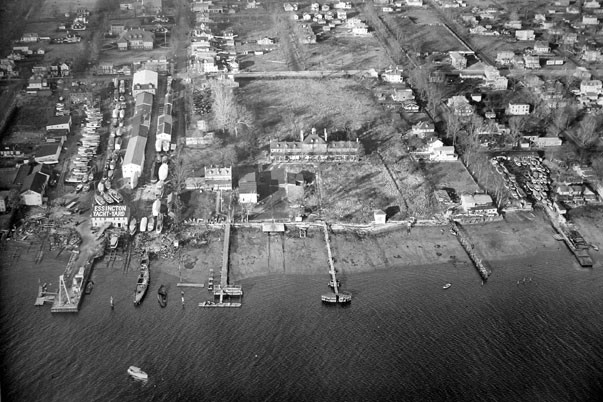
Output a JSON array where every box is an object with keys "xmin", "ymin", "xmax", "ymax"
[
  {"xmin": 134, "ymin": 253, "xmax": 150, "ymax": 305},
  {"xmin": 109, "ymin": 234, "xmax": 119, "ymax": 249},
  {"xmin": 443, "ymin": 283, "xmax": 452, "ymax": 289},
  {"xmin": 102, "ymin": 191, "xmax": 115, "ymax": 204},
  {"xmin": 108, "ymin": 189, "xmax": 123, "ymax": 203},
  {"xmin": 155, "ymin": 213, "xmax": 163, "ymax": 234},
  {"xmin": 127, "ymin": 366, "xmax": 148, "ymax": 381},
  {"xmin": 147, "ymin": 216, "xmax": 155, "ymax": 232},
  {"xmin": 157, "ymin": 284, "xmax": 167, "ymax": 308}
]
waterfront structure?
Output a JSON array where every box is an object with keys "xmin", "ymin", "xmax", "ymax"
[
  {"xmin": 34, "ymin": 143, "xmax": 62, "ymax": 164},
  {"xmin": 91, "ymin": 205, "xmax": 130, "ymax": 228},
  {"xmin": 46, "ymin": 115, "xmax": 72, "ymax": 133},
  {"xmin": 14, "ymin": 164, "xmax": 49, "ymax": 206},
  {"xmin": 122, "ymin": 136, "xmax": 147, "ymax": 180},
  {"xmin": 460, "ymin": 194, "xmax": 497, "ymax": 215},
  {"xmin": 270, "ymin": 128, "xmax": 360, "ymax": 162}
]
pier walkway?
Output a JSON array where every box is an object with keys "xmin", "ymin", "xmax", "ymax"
[
  {"xmin": 322, "ymin": 223, "xmax": 351, "ymax": 303},
  {"xmin": 449, "ymin": 221, "xmax": 491, "ymax": 281},
  {"xmin": 51, "ymin": 252, "xmax": 93, "ymax": 313},
  {"xmin": 209, "ymin": 221, "xmax": 243, "ymax": 305},
  {"xmin": 543, "ymin": 206, "xmax": 593, "ymax": 267}
]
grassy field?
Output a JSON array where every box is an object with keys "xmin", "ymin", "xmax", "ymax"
[
  {"xmin": 305, "ymin": 33, "xmax": 391, "ymax": 71},
  {"xmin": 238, "ymin": 78, "xmax": 395, "ymax": 145},
  {"xmin": 423, "ymin": 161, "xmax": 480, "ymax": 197},
  {"xmin": 318, "ymin": 161, "xmax": 401, "ymax": 223}
]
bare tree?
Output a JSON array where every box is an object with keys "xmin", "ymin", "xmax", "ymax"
[
  {"xmin": 573, "ymin": 115, "xmax": 600, "ymax": 158},
  {"xmin": 209, "ymin": 81, "xmax": 254, "ymax": 137},
  {"xmin": 508, "ymin": 116, "xmax": 527, "ymax": 147},
  {"xmin": 444, "ymin": 111, "xmax": 461, "ymax": 146}
]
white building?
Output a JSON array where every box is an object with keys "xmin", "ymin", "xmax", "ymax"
[
  {"xmin": 122, "ymin": 136, "xmax": 147, "ymax": 183},
  {"xmin": 515, "ymin": 30, "xmax": 535, "ymax": 41},
  {"xmin": 580, "ymin": 79, "xmax": 602, "ymax": 95},
  {"xmin": 46, "ymin": 115, "xmax": 72, "ymax": 132},
  {"xmin": 460, "ymin": 194, "xmax": 497, "ymax": 215},
  {"xmin": 508, "ymin": 103, "xmax": 530, "ymax": 115},
  {"xmin": 427, "ymin": 139, "xmax": 458, "ymax": 161},
  {"xmin": 132, "ymin": 69, "xmax": 158, "ymax": 96}
]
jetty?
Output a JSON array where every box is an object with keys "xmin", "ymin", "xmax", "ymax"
[
  {"xmin": 177, "ymin": 283, "xmax": 205, "ymax": 288},
  {"xmin": 51, "ymin": 252, "xmax": 94, "ymax": 313},
  {"xmin": 544, "ymin": 207, "xmax": 593, "ymax": 267},
  {"xmin": 449, "ymin": 221, "xmax": 491, "ymax": 281},
  {"xmin": 321, "ymin": 223, "xmax": 352, "ymax": 304},
  {"xmin": 202, "ymin": 221, "xmax": 243, "ymax": 308}
]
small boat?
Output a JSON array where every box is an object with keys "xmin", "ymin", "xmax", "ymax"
[
  {"xmin": 95, "ymin": 193, "xmax": 107, "ymax": 206},
  {"xmin": 147, "ymin": 216, "xmax": 155, "ymax": 232},
  {"xmin": 155, "ymin": 213, "xmax": 163, "ymax": 234},
  {"xmin": 102, "ymin": 191, "xmax": 115, "ymax": 204},
  {"xmin": 134, "ymin": 254, "xmax": 150, "ymax": 305},
  {"xmin": 82, "ymin": 182, "xmax": 91, "ymax": 192},
  {"xmin": 75, "ymin": 183, "xmax": 84, "ymax": 193},
  {"xmin": 129, "ymin": 217, "xmax": 137, "ymax": 235},
  {"xmin": 109, "ymin": 234, "xmax": 119, "ymax": 249},
  {"xmin": 85, "ymin": 280, "xmax": 94, "ymax": 294},
  {"xmin": 127, "ymin": 366, "xmax": 148, "ymax": 381},
  {"xmin": 140, "ymin": 217, "xmax": 147, "ymax": 232},
  {"xmin": 108, "ymin": 189, "xmax": 123, "ymax": 203},
  {"xmin": 442, "ymin": 283, "xmax": 452, "ymax": 290},
  {"xmin": 157, "ymin": 284, "xmax": 167, "ymax": 308}
]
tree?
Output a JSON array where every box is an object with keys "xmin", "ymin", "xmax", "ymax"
[
  {"xmin": 209, "ymin": 81, "xmax": 254, "ymax": 137},
  {"xmin": 507, "ymin": 116, "xmax": 527, "ymax": 147},
  {"xmin": 444, "ymin": 111, "xmax": 461, "ymax": 146}
]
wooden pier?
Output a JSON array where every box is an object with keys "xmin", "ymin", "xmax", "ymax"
[
  {"xmin": 177, "ymin": 283, "xmax": 205, "ymax": 288},
  {"xmin": 449, "ymin": 221, "xmax": 491, "ymax": 281},
  {"xmin": 321, "ymin": 223, "xmax": 351, "ymax": 304},
  {"xmin": 544, "ymin": 207, "xmax": 593, "ymax": 267},
  {"xmin": 51, "ymin": 252, "xmax": 94, "ymax": 313}
]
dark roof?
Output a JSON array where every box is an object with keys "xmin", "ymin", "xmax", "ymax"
[
  {"xmin": 239, "ymin": 181, "xmax": 257, "ymax": 193},
  {"xmin": 35, "ymin": 142, "xmax": 61, "ymax": 157},
  {"xmin": 239, "ymin": 171, "xmax": 257, "ymax": 183},
  {"xmin": 47, "ymin": 115, "xmax": 71, "ymax": 126}
]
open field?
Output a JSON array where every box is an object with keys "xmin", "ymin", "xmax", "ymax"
[
  {"xmin": 304, "ymin": 34, "xmax": 390, "ymax": 71},
  {"xmin": 319, "ymin": 162, "xmax": 401, "ymax": 223},
  {"xmin": 238, "ymin": 78, "xmax": 395, "ymax": 144},
  {"xmin": 423, "ymin": 161, "xmax": 480, "ymax": 197}
]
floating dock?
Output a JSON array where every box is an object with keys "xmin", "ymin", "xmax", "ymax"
[
  {"xmin": 321, "ymin": 223, "xmax": 351, "ymax": 304},
  {"xmin": 450, "ymin": 221, "xmax": 491, "ymax": 281},
  {"xmin": 198, "ymin": 302, "xmax": 242, "ymax": 308},
  {"xmin": 51, "ymin": 252, "xmax": 94, "ymax": 313}
]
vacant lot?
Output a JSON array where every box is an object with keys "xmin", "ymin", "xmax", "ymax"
[
  {"xmin": 305, "ymin": 33, "xmax": 391, "ymax": 71},
  {"xmin": 423, "ymin": 160, "xmax": 479, "ymax": 197},
  {"xmin": 319, "ymin": 161, "xmax": 401, "ymax": 223},
  {"xmin": 238, "ymin": 78, "xmax": 395, "ymax": 145}
]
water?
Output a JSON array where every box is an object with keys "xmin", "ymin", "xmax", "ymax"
[{"xmin": 1, "ymin": 241, "xmax": 603, "ymax": 402}]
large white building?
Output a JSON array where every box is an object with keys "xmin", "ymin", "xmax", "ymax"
[
  {"xmin": 122, "ymin": 136, "xmax": 147, "ymax": 181},
  {"xmin": 132, "ymin": 69, "xmax": 158, "ymax": 97}
]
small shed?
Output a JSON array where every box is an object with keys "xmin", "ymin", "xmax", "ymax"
[{"xmin": 374, "ymin": 210, "xmax": 386, "ymax": 224}]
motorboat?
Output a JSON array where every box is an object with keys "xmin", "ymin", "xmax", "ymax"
[
  {"xmin": 129, "ymin": 217, "xmax": 137, "ymax": 235},
  {"xmin": 140, "ymin": 216, "xmax": 148, "ymax": 232},
  {"xmin": 155, "ymin": 213, "xmax": 163, "ymax": 234},
  {"xmin": 157, "ymin": 284, "xmax": 167, "ymax": 308},
  {"xmin": 127, "ymin": 366, "xmax": 148, "ymax": 381},
  {"xmin": 443, "ymin": 283, "xmax": 452, "ymax": 290},
  {"xmin": 134, "ymin": 254, "xmax": 150, "ymax": 305},
  {"xmin": 75, "ymin": 183, "xmax": 84, "ymax": 193},
  {"xmin": 147, "ymin": 216, "xmax": 155, "ymax": 232},
  {"xmin": 102, "ymin": 191, "xmax": 115, "ymax": 204},
  {"xmin": 94, "ymin": 193, "xmax": 107, "ymax": 206},
  {"xmin": 108, "ymin": 189, "xmax": 123, "ymax": 203},
  {"xmin": 109, "ymin": 234, "xmax": 119, "ymax": 249}
]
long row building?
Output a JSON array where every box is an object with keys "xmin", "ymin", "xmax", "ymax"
[
  {"xmin": 155, "ymin": 76, "xmax": 173, "ymax": 153},
  {"xmin": 122, "ymin": 69, "xmax": 158, "ymax": 188}
]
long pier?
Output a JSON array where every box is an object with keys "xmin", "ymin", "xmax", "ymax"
[
  {"xmin": 51, "ymin": 252, "xmax": 94, "ymax": 313},
  {"xmin": 543, "ymin": 206, "xmax": 593, "ymax": 267},
  {"xmin": 207, "ymin": 221, "xmax": 244, "ymax": 305},
  {"xmin": 450, "ymin": 221, "xmax": 491, "ymax": 281},
  {"xmin": 321, "ymin": 223, "xmax": 351, "ymax": 303}
]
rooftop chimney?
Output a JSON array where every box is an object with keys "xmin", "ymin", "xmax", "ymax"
[
  {"xmin": 311, "ymin": 127, "xmax": 316, "ymax": 135},
  {"xmin": 300, "ymin": 129, "xmax": 304, "ymax": 142}
]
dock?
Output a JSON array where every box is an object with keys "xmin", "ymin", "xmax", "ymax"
[
  {"xmin": 544, "ymin": 207, "xmax": 593, "ymax": 267},
  {"xmin": 321, "ymin": 223, "xmax": 352, "ymax": 304},
  {"xmin": 177, "ymin": 283, "xmax": 205, "ymax": 288},
  {"xmin": 449, "ymin": 221, "xmax": 491, "ymax": 281},
  {"xmin": 50, "ymin": 252, "xmax": 94, "ymax": 313}
]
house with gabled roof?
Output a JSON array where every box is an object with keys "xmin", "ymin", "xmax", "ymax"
[
  {"xmin": 14, "ymin": 164, "xmax": 50, "ymax": 206},
  {"xmin": 447, "ymin": 96, "xmax": 474, "ymax": 116},
  {"xmin": 411, "ymin": 121, "xmax": 435, "ymax": 138}
]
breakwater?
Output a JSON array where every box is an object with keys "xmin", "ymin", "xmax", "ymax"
[{"xmin": 450, "ymin": 221, "xmax": 491, "ymax": 280}]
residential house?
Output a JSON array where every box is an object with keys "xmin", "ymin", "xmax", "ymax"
[
  {"xmin": 27, "ymin": 75, "xmax": 45, "ymax": 90},
  {"xmin": 374, "ymin": 210, "xmax": 387, "ymax": 224},
  {"xmin": 257, "ymin": 37, "xmax": 275, "ymax": 46},
  {"xmin": 334, "ymin": 1, "xmax": 352, "ymax": 9},
  {"xmin": 410, "ymin": 121, "xmax": 435, "ymax": 138},
  {"xmin": 119, "ymin": 0, "xmax": 134, "ymax": 10},
  {"xmin": 460, "ymin": 14, "xmax": 478, "ymax": 26},
  {"xmin": 515, "ymin": 30, "xmax": 535, "ymax": 41},
  {"xmin": 392, "ymin": 88, "xmax": 415, "ymax": 102},
  {"xmin": 580, "ymin": 79, "xmax": 602, "ymax": 95},
  {"xmin": 34, "ymin": 143, "xmax": 62, "ymax": 165},
  {"xmin": 205, "ymin": 166, "xmax": 233, "ymax": 191},
  {"xmin": 0, "ymin": 190, "xmax": 10, "ymax": 213},
  {"xmin": 583, "ymin": 49, "xmax": 602, "ymax": 62},
  {"xmin": 406, "ymin": 0, "xmax": 423, "ymax": 5},
  {"xmin": 524, "ymin": 55, "xmax": 541, "ymax": 69},
  {"xmin": 484, "ymin": 66, "xmax": 508, "ymax": 90},
  {"xmin": 449, "ymin": 51, "xmax": 467, "ymax": 69},
  {"xmin": 337, "ymin": 10, "xmax": 347, "ymax": 20},
  {"xmin": 382, "ymin": 68, "xmax": 403, "ymax": 83},
  {"xmin": 20, "ymin": 33, "xmax": 38, "ymax": 43},
  {"xmin": 504, "ymin": 20, "xmax": 522, "ymax": 29},
  {"xmin": 132, "ymin": 69, "xmax": 158, "ymax": 96},
  {"xmin": 496, "ymin": 51, "xmax": 515, "ymax": 65},
  {"xmin": 14, "ymin": 164, "xmax": 49, "ymax": 206},
  {"xmin": 117, "ymin": 29, "xmax": 154, "ymax": 51},
  {"xmin": 507, "ymin": 103, "xmax": 530, "ymax": 115},
  {"xmin": 270, "ymin": 128, "xmax": 361, "ymax": 162},
  {"xmin": 238, "ymin": 171, "xmax": 258, "ymax": 204},
  {"xmin": 584, "ymin": 0, "xmax": 601, "ymax": 8},
  {"xmin": 283, "ymin": 3, "xmax": 297, "ymax": 11},
  {"xmin": 583, "ymin": 15, "xmax": 599, "ymax": 25},
  {"xmin": 533, "ymin": 41, "xmax": 550, "ymax": 54},
  {"xmin": 447, "ymin": 95, "xmax": 474, "ymax": 116},
  {"xmin": 427, "ymin": 139, "xmax": 458, "ymax": 161},
  {"xmin": 460, "ymin": 194, "xmax": 497, "ymax": 215},
  {"xmin": 110, "ymin": 24, "xmax": 126, "ymax": 35},
  {"xmin": 566, "ymin": 6, "xmax": 580, "ymax": 14},
  {"xmin": 562, "ymin": 32, "xmax": 578, "ymax": 45}
]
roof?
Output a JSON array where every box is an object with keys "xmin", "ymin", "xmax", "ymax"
[
  {"xmin": 123, "ymin": 136, "xmax": 147, "ymax": 166},
  {"xmin": 262, "ymin": 222, "xmax": 285, "ymax": 232},
  {"xmin": 35, "ymin": 142, "xmax": 61, "ymax": 157},
  {"xmin": 21, "ymin": 171, "xmax": 48, "ymax": 194},
  {"xmin": 239, "ymin": 181, "xmax": 257, "ymax": 193},
  {"xmin": 135, "ymin": 91, "xmax": 154, "ymax": 106},
  {"xmin": 239, "ymin": 171, "xmax": 257, "ymax": 183},
  {"xmin": 132, "ymin": 69, "xmax": 158, "ymax": 87},
  {"xmin": 47, "ymin": 115, "xmax": 71, "ymax": 126}
]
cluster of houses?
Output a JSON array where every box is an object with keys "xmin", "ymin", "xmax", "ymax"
[
  {"xmin": 118, "ymin": 0, "xmax": 162, "ymax": 14},
  {"xmin": 26, "ymin": 62, "xmax": 71, "ymax": 92},
  {"xmin": 189, "ymin": 4, "xmax": 239, "ymax": 74},
  {"xmin": 60, "ymin": 8, "xmax": 91, "ymax": 32}
]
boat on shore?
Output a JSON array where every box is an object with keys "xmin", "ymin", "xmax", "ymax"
[
  {"xmin": 94, "ymin": 193, "xmax": 107, "ymax": 206},
  {"xmin": 129, "ymin": 217, "xmax": 137, "ymax": 236},
  {"xmin": 443, "ymin": 283, "xmax": 452, "ymax": 290},
  {"xmin": 108, "ymin": 188, "xmax": 123, "ymax": 203},
  {"xmin": 109, "ymin": 234, "xmax": 119, "ymax": 249},
  {"xmin": 127, "ymin": 366, "xmax": 148, "ymax": 381},
  {"xmin": 157, "ymin": 284, "xmax": 167, "ymax": 308},
  {"xmin": 155, "ymin": 213, "xmax": 163, "ymax": 234},
  {"xmin": 134, "ymin": 254, "xmax": 150, "ymax": 305}
]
